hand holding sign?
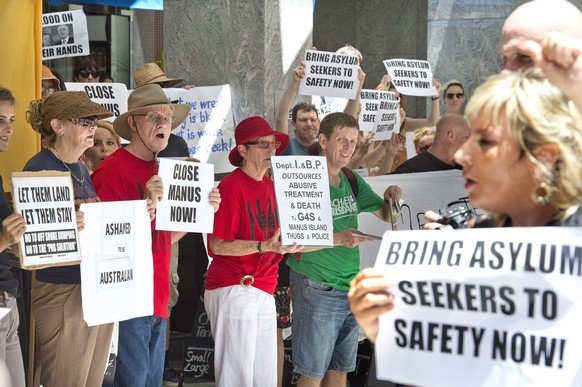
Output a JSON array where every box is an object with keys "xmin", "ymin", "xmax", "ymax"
[
  {"xmin": 0, "ymin": 213, "xmax": 27, "ymax": 249},
  {"xmin": 145, "ymin": 175, "xmax": 164, "ymax": 209},
  {"xmin": 75, "ymin": 210, "xmax": 85, "ymax": 232},
  {"xmin": 263, "ymin": 229, "xmax": 304, "ymax": 255},
  {"xmin": 348, "ymin": 268, "xmax": 395, "ymax": 343},
  {"xmin": 208, "ymin": 187, "xmax": 221, "ymax": 213}
]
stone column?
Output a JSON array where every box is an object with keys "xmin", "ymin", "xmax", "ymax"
[{"xmin": 163, "ymin": 0, "xmax": 313, "ymax": 124}]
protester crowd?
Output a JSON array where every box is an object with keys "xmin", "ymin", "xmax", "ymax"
[{"xmin": 1, "ymin": 0, "xmax": 582, "ymax": 386}]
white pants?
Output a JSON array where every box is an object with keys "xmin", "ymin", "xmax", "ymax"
[
  {"xmin": 0, "ymin": 294, "xmax": 25, "ymax": 387},
  {"xmin": 205, "ymin": 285, "xmax": 277, "ymax": 387}
]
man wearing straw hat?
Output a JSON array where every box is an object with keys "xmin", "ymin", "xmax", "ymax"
[{"xmin": 92, "ymin": 84, "xmax": 221, "ymax": 386}]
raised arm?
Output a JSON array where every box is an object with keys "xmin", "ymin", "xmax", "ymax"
[
  {"xmin": 523, "ymin": 32, "xmax": 582, "ymax": 110},
  {"xmin": 344, "ymin": 67, "xmax": 366, "ymax": 119},
  {"xmin": 402, "ymin": 78, "xmax": 441, "ymax": 132},
  {"xmin": 274, "ymin": 62, "xmax": 305, "ymax": 134}
]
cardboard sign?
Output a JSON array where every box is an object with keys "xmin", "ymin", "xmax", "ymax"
[
  {"xmin": 373, "ymin": 227, "xmax": 582, "ymax": 387},
  {"xmin": 155, "ymin": 158, "xmax": 215, "ymax": 233},
  {"xmin": 64, "ymin": 82, "xmax": 129, "ymax": 122},
  {"xmin": 42, "ymin": 10, "xmax": 90, "ymax": 60},
  {"xmin": 271, "ymin": 156, "xmax": 333, "ymax": 247},
  {"xmin": 358, "ymin": 89, "xmax": 401, "ymax": 140},
  {"xmin": 163, "ymin": 86, "xmax": 235, "ymax": 174},
  {"xmin": 10, "ymin": 171, "xmax": 80, "ymax": 269},
  {"xmin": 299, "ymin": 50, "xmax": 359, "ymax": 99},
  {"xmin": 79, "ymin": 200, "xmax": 153, "ymax": 326},
  {"xmin": 383, "ymin": 59, "xmax": 438, "ymax": 97}
]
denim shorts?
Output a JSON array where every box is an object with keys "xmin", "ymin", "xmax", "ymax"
[{"xmin": 289, "ymin": 270, "xmax": 358, "ymax": 379}]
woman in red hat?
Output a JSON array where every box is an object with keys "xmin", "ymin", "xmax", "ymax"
[{"xmin": 205, "ymin": 116, "xmax": 303, "ymax": 387}]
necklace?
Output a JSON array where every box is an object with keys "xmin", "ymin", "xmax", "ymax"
[{"xmin": 51, "ymin": 147, "xmax": 86, "ymax": 185}]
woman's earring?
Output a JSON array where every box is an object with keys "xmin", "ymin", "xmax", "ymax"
[{"xmin": 531, "ymin": 181, "xmax": 553, "ymax": 206}]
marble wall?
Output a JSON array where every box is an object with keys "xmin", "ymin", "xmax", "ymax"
[
  {"xmin": 428, "ymin": 0, "xmax": 582, "ymax": 115},
  {"xmin": 162, "ymin": 0, "xmax": 313, "ymax": 124},
  {"xmin": 314, "ymin": 0, "xmax": 429, "ymax": 118}
]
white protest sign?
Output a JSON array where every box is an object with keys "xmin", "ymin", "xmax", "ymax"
[
  {"xmin": 10, "ymin": 172, "xmax": 80, "ymax": 269},
  {"xmin": 155, "ymin": 159, "xmax": 215, "ymax": 233},
  {"xmin": 373, "ymin": 227, "xmax": 582, "ymax": 387},
  {"xmin": 383, "ymin": 59, "xmax": 438, "ymax": 97},
  {"xmin": 64, "ymin": 83, "xmax": 129, "ymax": 122},
  {"xmin": 42, "ymin": 10, "xmax": 90, "ymax": 60},
  {"xmin": 299, "ymin": 50, "xmax": 359, "ymax": 99},
  {"xmin": 79, "ymin": 200, "xmax": 153, "ymax": 326},
  {"xmin": 163, "ymin": 86, "xmax": 235, "ymax": 174},
  {"xmin": 358, "ymin": 89, "xmax": 401, "ymax": 140},
  {"xmin": 357, "ymin": 170, "xmax": 482, "ymax": 268},
  {"xmin": 271, "ymin": 156, "xmax": 333, "ymax": 247}
]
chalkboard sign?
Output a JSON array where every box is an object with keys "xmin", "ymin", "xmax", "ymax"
[{"xmin": 179, "ymin": 288, "xmax": 215, "ymax": 385}]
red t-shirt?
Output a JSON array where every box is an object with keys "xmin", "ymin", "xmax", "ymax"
[
  {"xmin": 92, "ymin": 148, "xmax": 171, "ymax": 319},
  {"xmin": 206, "ymin": 168, "xmax": 282, "ymax": 295}
]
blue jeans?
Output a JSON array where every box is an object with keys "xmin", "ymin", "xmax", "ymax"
[
  {"xmin": 113, "ymin": 315, "xmax": 167, "ymax": 387},
  {"xmin": 289, "ymin": 270, "xmax": 359, "ymax": 379}
]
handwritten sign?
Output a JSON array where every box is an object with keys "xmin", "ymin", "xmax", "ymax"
[
  {"xmin": 42, "ymin": 10, "xmax": 89, "ymax": 60},
  {"xmin": 155, "ymin": 159, "xmax": 215, "ymax": 233},
  {"xmin": 383, "ymin": 59, "xmax": 437, "ymax": 97},
  {"xmin": 182, "ymin": 289, "xmax": 215, "ymax": 380},
  {"xmin": 358, "ymin": 89, "xmax": 401, "ymax": 140},
  {"xmin": 79, "ymin": 200, "xmax": 153, "ymax": 326},
  {"xmin": 373, "ymin": 227, "xmax": 582, "ymax": 387},
  {"xmin": 10, "ymin": 171, "xmax": 80, "ymax": 269},
  {"xmin": 65, "ymin": 82, "xmax": 129, "ymax": 122},
  {"xmin": 163, "ymin": 85, "xmax": 234, "ymax": 174},
  {"xmin": 271, "ymin": 156, "xmax": 333, "ymax": 247},
  {"xmin": 299, "ymin": 50, "xmax": 359, "ymax": 99}
]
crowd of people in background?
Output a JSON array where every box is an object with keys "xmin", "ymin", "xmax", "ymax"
[{"xmin": 2, "ymin": 0, "xmax": 582, "ymax": 386}]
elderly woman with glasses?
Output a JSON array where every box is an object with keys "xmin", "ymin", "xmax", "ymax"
[
  {"xmin": 205, "ymin": 116, "xmax": 302, "ymax": 386},
  {"xmin": 443, "ymin": 79, "xmax": 465, "ymax": 114},
  {"xmin": 24, "ymin": 91, "xmax": 114, "ymax": 387}
]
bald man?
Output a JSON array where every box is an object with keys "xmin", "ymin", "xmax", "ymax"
[
  {"xmin": 500, "ymin": 0, "xmax": 582, "ymax": 72},
  {"xmin": 390, "ymin": 113, "xmax": 469, "ymax": 174}
]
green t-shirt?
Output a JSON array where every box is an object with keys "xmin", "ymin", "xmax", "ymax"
[{"xmin": 287, "ymin": 169, "xmax": 384, "ymax": 290}]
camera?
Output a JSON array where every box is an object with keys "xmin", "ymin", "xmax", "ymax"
[{"xmin": 435, "ymin": 205, "xmax": 473, "ymax": 229}]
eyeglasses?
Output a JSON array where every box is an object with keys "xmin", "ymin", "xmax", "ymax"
[
  {"xmin": 42, "ymin": 86, "xmax": 58, "ymax": 95},
  {"xmin": 446, "ymin": 93, "xmax": 464, "ymax": 100},
  {"xmin": 133, "ymin": 112, "xmax": 175, "ymax": 125},
  {"xmin": 70, "ymin": 116, "xmax": 98, "ymax": 127},
  {"xmin": 79, "ymin": 70, "xmax": 100, "ymax": 78},
  {"xmin": 246, "ymin": 140, "xmax": 281, "ymax": 149}
]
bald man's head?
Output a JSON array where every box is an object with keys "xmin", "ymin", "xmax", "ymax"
[
  {"xmin": 500, "ymin": 0, "xmax": 582, "ymax": 72},
  {"xmin": 431, "ymin": 113, "xmax": 470, "ymax": 165}
]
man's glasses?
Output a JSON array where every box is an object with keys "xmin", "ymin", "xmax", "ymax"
[
  {"xmin": 246, "ymin": 140, "xmax": 281, "ymax": 149},
  {"xmin": 79, "ymin": 70, "xmax": 100, "ymax": 78},
  {"xmin": 446, "ymin": 93, "xmax": 464, "ymax": 100},
  {"xmin": 133, "ymin": 112, "xmax": 175, "ymax": 125},
  {"xmin": 42, "ymin": 86, "xmax": 58, "ymax": 95},
  {"xmin": 70, "ymin": 116, "xmax": 98, "ymax": 127}
]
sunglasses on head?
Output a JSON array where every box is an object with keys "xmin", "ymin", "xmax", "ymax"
[
  {"xmin": 79, "ymin": 69, "xmax": 100, "ymax": 78},
  {"xmin": 446, "ymin": 93, "xmax": 464, "ymax": 100}
]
